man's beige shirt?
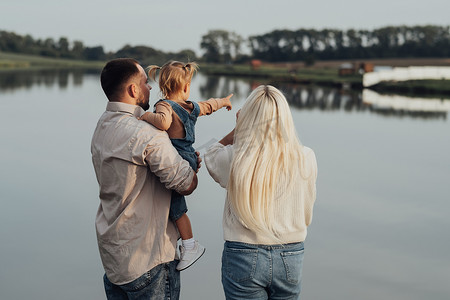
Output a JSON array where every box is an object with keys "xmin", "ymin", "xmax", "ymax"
[{"xmin": 91, "ymin": 102, "xmax": 194, "ymax": 285}]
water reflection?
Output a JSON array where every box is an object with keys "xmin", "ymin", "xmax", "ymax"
[
  {"xmin": 1, "ymin": 70, "xmax": 449, "ymax": 120},
  {"xmin": 278, "ymin": 84, "xmax": 449, "ymax": 120},
  {"xmin": 275, "ymin": 83, "xmax": 364, "ymax": 112},
  {"xmin": 0, "ymin": 69, "xmax": 99, "ymax": 91},
  {"xmin": 199, "ymin": 77, "xmax": 450, "ymax": 120},
  {"xmin": 199, "ymin": 75, "xmax": 246, "ymax": 99},
  {"xmin": 362, "ymin": 89, "xmax": 449, "ymax": 120}
]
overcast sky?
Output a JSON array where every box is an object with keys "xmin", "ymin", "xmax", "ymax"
[{"xmin": 1, "ymin": 0, "xmax": 449, "ymax": 55}]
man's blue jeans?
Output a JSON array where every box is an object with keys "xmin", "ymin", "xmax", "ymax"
[
  {"xmin": 222, "ymin": 241, "xmax": 305, "ymax": 300},
  {"xmin": 103, "ymin": 260, "xmax": 180, "ymax": 300}
]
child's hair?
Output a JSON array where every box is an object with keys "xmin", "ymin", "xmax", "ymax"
[{"xmin": 147, "ymin": 61, "xmax": 198, "ymax": 98}]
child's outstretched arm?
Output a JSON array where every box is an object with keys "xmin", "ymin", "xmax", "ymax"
[
  {"xmin": 139, "ymin": 101, "xmax": 173, "ymax": 131},
  {"xmin": 198, "ymin": 94, "xmax": 233, "ymax": 116}
]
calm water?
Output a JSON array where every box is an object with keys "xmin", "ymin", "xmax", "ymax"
[{"xmin": 0, "ymin": 70, "xmax": 449, "ymax": 300}]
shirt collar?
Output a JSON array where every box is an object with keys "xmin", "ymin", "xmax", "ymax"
[{"xmin": 106, "ymin": 101, "xmax": 145, "ymax": 118}]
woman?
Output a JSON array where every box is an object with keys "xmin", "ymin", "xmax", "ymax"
[{"xmin": 204, "ymin": 85, "xmax": 318, "ymax": 300}]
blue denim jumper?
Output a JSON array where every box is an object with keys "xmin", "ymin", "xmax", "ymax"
[{"xmin": 156, "ymin": 99, "xmax": 200, "ymax": 221}]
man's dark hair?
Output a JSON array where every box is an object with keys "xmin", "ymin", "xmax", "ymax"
[{"xmin": 100, "ymin": 58, "xmax": 140, "ymax": 101}]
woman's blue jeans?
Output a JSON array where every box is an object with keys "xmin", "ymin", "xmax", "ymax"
[
  {"xmin": 103, "ymin": 260, "xmax": 180, "ymax": 300},
  {"xmin": 222, "ymin": 241, "xmax": 305, "ymax": 300}
]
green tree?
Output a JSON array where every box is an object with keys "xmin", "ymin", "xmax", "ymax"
[
  {"xmin": 40, "ymin": 38, "xmax": 58, "ymax": 57},
  {"xmin": 200, "ymin": 30, "xmax": 243, "ymax": 63},
  {"xmin": 169, "ymin": 49, "xmax": 198, "ymax": 63},
  {"xmin": 58, "ymin": 37, "xmax": 70, "ymax": 57},
  {"xmin": 71, "ymin": 40, "xmax": 85, "ymax": 59},
  {"xmin": 0, "ymin": 31, "xmax": 22, "ymax": 52},
  {"xmin": 83, "ymin": 46, "xmax": 105, "ymax": 60}
]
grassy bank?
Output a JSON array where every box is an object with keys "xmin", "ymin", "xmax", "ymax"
[
  {"xmin": 200, "ymin": 63, "xmax": 362, "ymax": 88},
  {"xmin": 200, "ymin": 61, "xmax": 450, "ymax": 95},
  {"xmin": 0, "ymin": 52, "xmax": 104, "ymax": 71}
]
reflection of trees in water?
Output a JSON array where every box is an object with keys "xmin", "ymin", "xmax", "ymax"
[
  {"xmin": 199, "ymin": 75, "xmax": 245, "ymax": 100},
  {"xmin": 276, "ymin": 83, "xmax": 365, "ymax": 112},
  {"xmin": 281, "ymin": 83, "xmax": 448, "ymax": 119},
  {"xmin": 367, "ymin": 107, "xmax": 447, "ymax": 120},
  {"xmin": 2, "ymin": 71, "xmax": 448, "ymax": 120},
  {"xmin": 200, "ymin": 77, "xmax": 448, "ymax": 120},
  {"xmin": 0, "ymin": 69, "xmax": 98, "ymax": 91},
  {"xmin": 199, "ymin": 76, "xmax": 220, "ymax": 98}
]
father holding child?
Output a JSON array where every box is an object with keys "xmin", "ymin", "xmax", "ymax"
[{"xmin": 91, "ymin": 58, "xmax": 199, "ymax": 299}]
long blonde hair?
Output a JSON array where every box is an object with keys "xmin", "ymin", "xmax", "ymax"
[
  {"xmin": 147, "ymin": 61, "xmax": 198, "ymax": 98},
  {"xmin": 228, "ymin": 85, "xmax": 309, "ymax": 241}
]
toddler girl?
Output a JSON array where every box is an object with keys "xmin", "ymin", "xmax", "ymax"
[{"xmin": 140, "ymin": 61, "xmax": 232, "ymax": 271}]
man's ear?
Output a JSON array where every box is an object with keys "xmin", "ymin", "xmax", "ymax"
[{"xmin": 128, "ymin": 83, "xmax": 138, "ymax": 98}]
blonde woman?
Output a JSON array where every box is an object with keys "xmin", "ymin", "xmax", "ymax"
[{"xmin": 205, "ymin": 85, "xmax": 318, "ymax": 299}]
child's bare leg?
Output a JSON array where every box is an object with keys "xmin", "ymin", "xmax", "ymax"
[
  {"xmin": 175, "ymin": 213, "xmax": 205, "ymax": 271},
  {"xmin": 175, "ymin": 213, "xmax": 193, "ymax": 240}
]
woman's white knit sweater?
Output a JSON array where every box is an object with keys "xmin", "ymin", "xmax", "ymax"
[{"xmin": 204, "ymin": 142, "xmax": 318, "ymax": 245}]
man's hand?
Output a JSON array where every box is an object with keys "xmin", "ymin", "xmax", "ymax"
[
  {"xmin": 179, "ymin": 152, "xmax": 201, "ymax": 195},
  {"xmin": 195, "ymin": 151, "xmax": 202, "ymax": 173}
]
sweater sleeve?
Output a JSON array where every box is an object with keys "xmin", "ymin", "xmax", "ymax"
[
  {"xmin": 198, "ymin": 98, "xmax": 228, "ymax": 116},
  {"xmin": 141, "ymin": 101, "xmax": 173, "ymax": 131},
  {"xmin": 302, "ymin": 147, "xmax": 317, "ymax": 226},
  {"xmin": 204, "ymin": 142, "xmax": 234, "ymax": 188}
]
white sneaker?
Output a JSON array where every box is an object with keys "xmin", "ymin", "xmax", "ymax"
[{"xmin": 176, "ymin": 240, "xmax": 206, "ymax": 271}]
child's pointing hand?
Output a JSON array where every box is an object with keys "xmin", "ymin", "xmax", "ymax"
[{"xmin": 222, "ymin": 94, "xmax": 233, "ymax": 111}]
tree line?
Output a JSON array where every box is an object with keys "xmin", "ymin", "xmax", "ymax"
[
  {"xmin": 0, "ymin": 30, "xmax": 197, "ymax": 65},
  {"xmin": 1, "ymin": 25, "xmax": 450, "ymax": 64},
  {"xmin": 201, "ymin": 25, "xmax": 450, "ymax": 64},
  {"xmin": 0, "ymin": 31, "xmax": 104, "ymax": 60}
]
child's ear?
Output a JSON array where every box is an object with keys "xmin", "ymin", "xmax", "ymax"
[{"xmin": 184, "ymin": 82, "xmax": 190, "ymax": 93}]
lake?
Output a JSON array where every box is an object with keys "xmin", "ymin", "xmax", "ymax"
[{"xmin": 0, "ymin": 69, "xmax": 449, "ymax": 300}]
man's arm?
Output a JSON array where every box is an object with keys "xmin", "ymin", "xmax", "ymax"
[
  {"xmin": 143, "ymin": 129, "xmax": 197, "ymax": 195},
  {"xmin": 180, "ymin": 151, "xmax": 201, "ymax": 194},
  {"xmin": 180, "ymin": 173, "xmax": 197, "ymax": 195}
]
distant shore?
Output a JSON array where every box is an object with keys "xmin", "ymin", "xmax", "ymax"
[
  {"xmin": 200, "ymin": 58, "xmax": 450, "ymax": 96},
  {"xmin": 200, "ymin": 63, "xmax": 363, "ymax": 88},
  {"xmin": 2, "ymin": 52, "xmax": 449, "ymax": 96},
  {"xmin": 0, "ymin": 51, "xmax": 103, "ymax": 71}
]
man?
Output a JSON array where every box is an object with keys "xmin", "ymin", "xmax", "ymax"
[{"xmin": 91, "ymin": 58, "xmax": 199, "ymax": 299}]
